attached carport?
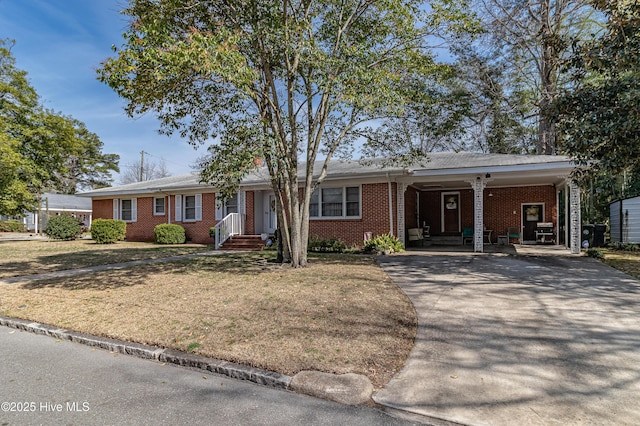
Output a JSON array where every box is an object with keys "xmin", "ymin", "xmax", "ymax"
[{"xmin": 394, "ymin": 153, "xmax": 581, "ymax": 254}]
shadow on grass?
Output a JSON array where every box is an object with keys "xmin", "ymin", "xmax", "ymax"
[
  {"xmin": 0, "ymin": 243, "xmax": 212, "ymax": 278},
  {"xmin": 17, "ymin": 251, "xmax": 287, "ymax": 291}
]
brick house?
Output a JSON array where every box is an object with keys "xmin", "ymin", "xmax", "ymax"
[{"xmin": 80, "ymin": 152, "xmax": 581, "ymax": 254}]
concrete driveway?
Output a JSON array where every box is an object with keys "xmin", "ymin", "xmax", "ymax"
[{"xmin": 373, "ymin": 248, "xmax": 640, "ymax": 425}]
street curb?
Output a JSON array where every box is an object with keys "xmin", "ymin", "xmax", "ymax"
[{"xmin": 0, "ymin": 316, "xmax": 292, "ymax": 390}]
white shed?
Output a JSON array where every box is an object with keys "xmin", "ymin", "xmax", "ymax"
[{"xmin": 610, "ymin": 196, "xmax": 640, "ymax": 244}]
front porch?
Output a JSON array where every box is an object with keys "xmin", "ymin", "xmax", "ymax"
[{"xmin": 396, "ymin": 159, "xmax": 581, "ymax": 254}]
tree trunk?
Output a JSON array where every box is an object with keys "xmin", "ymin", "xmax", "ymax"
[{"xmin": 537, "ymin": 0, "xmax": 558, "ymax": 155}]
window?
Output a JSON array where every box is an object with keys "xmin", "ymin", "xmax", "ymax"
[
  {"xmin": 215, "ymin": 192, "xmax": 243, "ymax": 219},
  {"xmin": 309, "ymin": 186, "xmax": 360, "ymax": 218},
  {"xmin": 175, "ymin": 194, "xmax": 202, "ymax": 222},
  {"xmin": 121, "ymin": 199, "xmax": 133, "ymax": 221},
  {"xmin": 184, "ymin": 195, "xmax": 196, "ymax": 221},
  {"xmin": 225, "ymin": 193, "xmax": 239, "ymax": 214},
  {"xmin": 346, "ymin": 187, "xmax": 360, "ymax": 216},
  {"xmin": 154, "ymin": 197, "xmax": 165, "ymax": 215},
  {"xmin": 114, "ymin": 198, "xmax": 137, "ymax": 222}
]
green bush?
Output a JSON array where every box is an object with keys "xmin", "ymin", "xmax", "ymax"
[
  {"xmin": 308, "ymin": 236, "xmax": 347, "ymax": 253},
  {"xmin": 0, "ymin": 220, "xmax": 26, "ymax": 233},
  {"xmin": 585, "ymin": 248, "xmax": 605, "ymax": 259},
  {"xmin": 364, "ymin": 234, "xmax": 404, "ymax": 255},
  {"xmin": 91, "ymin": 219, "xmax": 126, "ymax": 244},
  {"xmin": 154, "ymin": 224, "xmax": 186, "ymax": 244},
  {"xmin": 606, "ymin": 241, "xmax": 639, "ymax": 251},
  {"xmin": 43, "ymin": 214, "xmax": 82, "ymax": 240}
]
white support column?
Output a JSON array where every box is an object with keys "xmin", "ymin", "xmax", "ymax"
[
  {"xmin": 396, "ymin": 182, "xmax": 406, "ymax": 246},
  {"xmin": 569, "ymin": 180, "xmax": 582, "ymax": 254},
  {"xmin": 467, "ymin": 176, "xmax": 488, "ymax": 253}
]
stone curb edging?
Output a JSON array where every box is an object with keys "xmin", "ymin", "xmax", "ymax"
[{"xmin": 0, "ymin": 316, "xmax": 292, "ymax": 390}]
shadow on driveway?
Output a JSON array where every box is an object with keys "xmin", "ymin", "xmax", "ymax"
[{"xmin": 373, "ymin": 251, "xmax": 640, "ymax": 425}]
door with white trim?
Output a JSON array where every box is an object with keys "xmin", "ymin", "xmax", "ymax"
[
  {"xmin": 442, "ymin": 192, "xmax": 461, "ymax": 233},
  {"xmin": 264, "ymin": 193, "xmax": 277, "ymax": 234}
]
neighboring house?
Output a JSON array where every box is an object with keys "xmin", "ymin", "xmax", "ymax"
[
  {"xmin": 19, "ymin": 193, "xmax": 92, "ymax": 232},
  {"xmin": 610, "ymin": 196, "xmax": 640, "ymax": 244},
  {"xmin": 79, "ymin": 152, "xmax": 582, "ymax": 254}
]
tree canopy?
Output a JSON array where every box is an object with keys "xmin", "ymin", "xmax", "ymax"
[
  {"xmin": 0, "ymin": 39, "xmax": 119, "ymax": 216},
  {"xmin": 99, "ymin": 0, "xmax": 477, "ymax": 266},
  {"xmin": 448, "ymin": 0, "xmax": 599, "ymax": 155},
  {"xmin": 554, "ymin": 1, "xmax": 640, "ymax": 179}
]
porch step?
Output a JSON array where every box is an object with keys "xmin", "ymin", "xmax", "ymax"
[
  {"xmin": 219, "ymin": 235, "xmax": 265, "ymax": 251},
  {"xmin": 429, "ymin": 235, "xmax": 463, "ymax": 245}
]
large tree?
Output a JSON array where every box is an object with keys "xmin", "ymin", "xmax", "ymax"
[
  {"xmin": 98, "ymin": 0, "xmax": 475, "ymax": 267},
  {"xmin": 553, "ymin": 1, "xmax": 640, "ymax": 179},
  {"xmin": 0, "ymin": 39, "xmax": 118, "ymax": 215},
  {"xmin": 450, "ymin": 0, "xmax": 598, "ymax": 155}
]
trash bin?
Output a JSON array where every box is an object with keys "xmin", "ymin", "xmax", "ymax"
[
  {"xmin": 582, "ymin": 224, "xmax": 595, "ymax": 248},
  {"xmin": 593, "ymin": 224, "xmax": 606, "ymax": 247}
]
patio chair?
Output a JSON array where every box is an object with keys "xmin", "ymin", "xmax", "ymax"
[
  {"xmin": 462, "ymin": 227, "xmax": 474, "ymax": 245},
  {"xmin": 407, "ymin": 228, "xmax": 424, "ymax": 247},
  {"xmin": 506, "ymin": 227, "xmax": 521, "ymax": 245}
]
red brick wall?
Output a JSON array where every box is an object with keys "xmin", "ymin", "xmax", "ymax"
[
  {"xmin": 124, "ymin": 197, "xmax": 168, "ymax": 242},
  {"xmin": 308, "ymin": 182, "xmax": 396, "ymax": 246},
  {"xmin": 92, "ymin": 199, "xmax": 113, "ymax": 220},
  {"xmin": 405, "ymin": 186, "xmax": 419, "ymax": 229},
  {"xmin": 172, "ymin": 193, "xmax": 217, "ymax": 244},
  {"xmin": 417, "ymin": 186, "xmax": 557, "ymax": 242},
  {"xmin": 482, "ymin": 186, "xmax": 556, "ymax": 241},
  {"xmin": 92, "ymin": 193, "xmax": 220, "ymax": 244}
]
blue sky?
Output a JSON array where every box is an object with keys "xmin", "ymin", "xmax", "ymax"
[{"xmin": 0, "ymin": 0, "xmax": 203, "ymax": 180}]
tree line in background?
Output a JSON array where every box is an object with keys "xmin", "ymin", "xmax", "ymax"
[{"xmin": 0, "ymin": 39, "xmax": 119, "ymax": 216}]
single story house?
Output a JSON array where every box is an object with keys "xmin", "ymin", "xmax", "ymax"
[
  {"xmin": 4, "ymin": 192, "xmax": 93, "ymax": 233},
  {"xmin": 80, "ymin": 152, "xmax": 582, "ymax": 254}
]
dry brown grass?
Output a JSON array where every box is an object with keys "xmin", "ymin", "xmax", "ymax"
[
  {"xmin": 0, "ymin": 240, "xmax": 211, "ymax": 278},
  {"xmin": 0, "ymin": 250, "xmax": 416, "ymax": 388},
  {"xmin": 601, "ymin": 249, "xmax": 640, "ymax": 280}
]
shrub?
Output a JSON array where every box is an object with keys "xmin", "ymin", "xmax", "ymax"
[
  {"xmin": 585, "ymin": 248, "xmax": 605, "ymax": 259},
  {"xmin": 154, "ymin": 224, "xmax": 186, "ymax": 244},
  {"xmin": 91, "ymin": 219, "xmax": 126, "ymax": 244},
  {"xmin": 308, "ymin": 236, "xmax": 347, "ymax": 253},
  {"xmin": 0, "ymin": 220, "xmax": 26, "ymax": 233},
  {"xmin": 606, "ymin": 241, "xmax": 639, "ymax": 251},
  {"xmin": 364, "ymin": 234, "xmax": 404, "ymax": 255},
  {"xmin": 43, "ymin": 214, "xmax": 82, "ymax": 240}
]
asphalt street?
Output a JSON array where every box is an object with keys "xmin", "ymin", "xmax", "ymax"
[{"xmin": 0, "ymin": 325, "xmax": 415, "ymax": 426}]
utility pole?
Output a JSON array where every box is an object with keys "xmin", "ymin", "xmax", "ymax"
[{"xmin": 139, "ymin": 150, "xmax": 145, "ymax": 182}]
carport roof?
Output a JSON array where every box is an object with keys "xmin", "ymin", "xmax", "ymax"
[{"xmin": 79, "ymin": 152, "xmax": 574, "ymax": 197}]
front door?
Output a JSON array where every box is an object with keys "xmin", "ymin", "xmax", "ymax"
[
  {"xmin": 522, "ymin": 204, "xmax": 543, "ymax": 242},
  {"xmin": 264, "ymin": 193, "xmax": 277, "ymax": 234},
  {"xmin": 442, "ymin": 192, "xmax": 460, "ymax": 233}
]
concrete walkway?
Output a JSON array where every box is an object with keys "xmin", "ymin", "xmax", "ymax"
[{"xmin": 373, "ymin": 248, "xmax": 640, "ymax": 425}]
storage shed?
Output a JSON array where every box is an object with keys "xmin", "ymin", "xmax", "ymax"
[{"xmin": 610, "ymin": 196, "xmax": 640, "ymax": 244}]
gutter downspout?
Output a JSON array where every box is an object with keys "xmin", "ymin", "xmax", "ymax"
[{"xmin": 387, "ymin": 173, "xmax": 394, "ymax": 236}]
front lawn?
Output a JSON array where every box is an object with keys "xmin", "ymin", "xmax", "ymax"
[
  {"xmin": 600, "ymin": 249, "xmax": 640, "ymax": 280},
  {"xmin": 0, "ymin": 249, "xmax": 417, "ymax": 388},
  {"xmin": 0, "ymin": 240, "xmax": 211, "ymax": 278}
]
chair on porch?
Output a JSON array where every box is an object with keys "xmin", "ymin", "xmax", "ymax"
[
  {"xmin": 506, "ymin": 227, "xmax": 521, "ymax": 245},
  {"xmin": 407, "ymin": 228, "xmax": 424, "ymax": 247},
  {"xmin": 462, "ymin": 227, "xmax": 474, "ymax": 245}
]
